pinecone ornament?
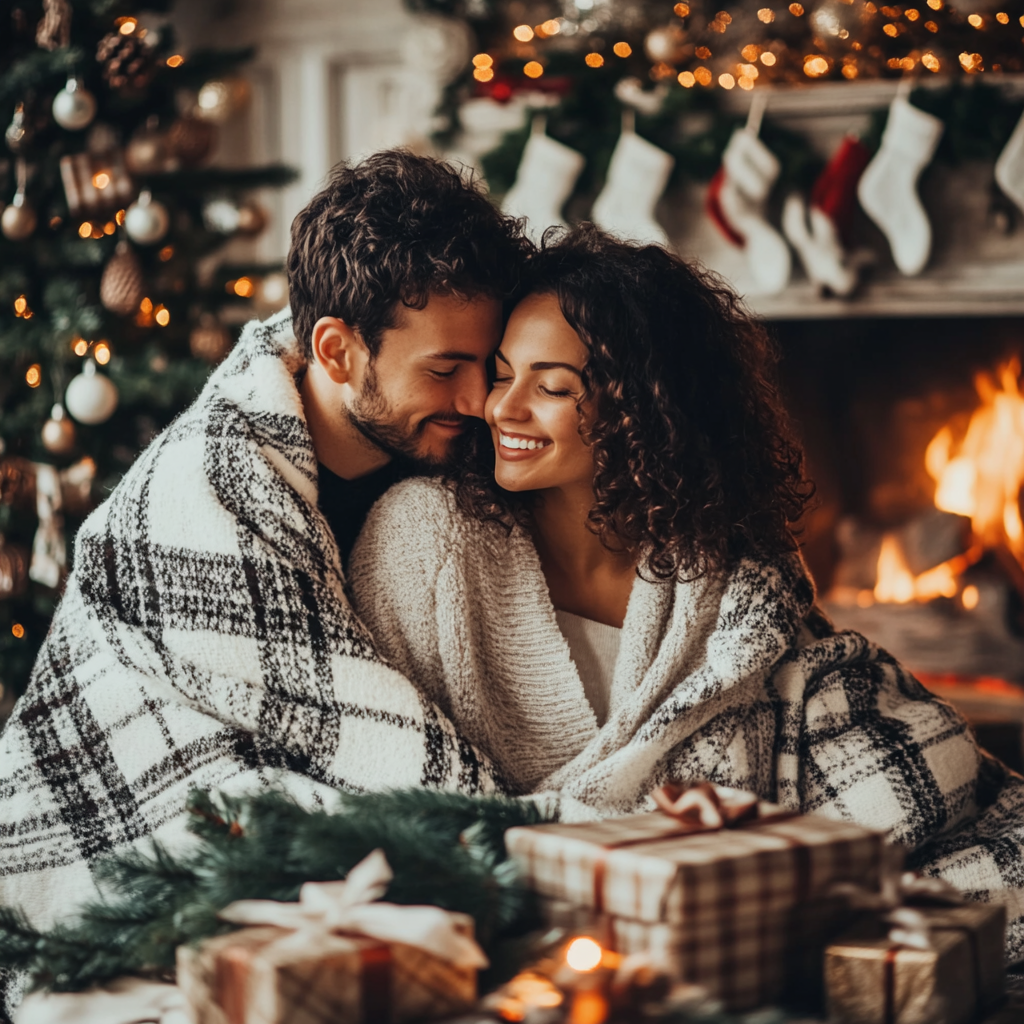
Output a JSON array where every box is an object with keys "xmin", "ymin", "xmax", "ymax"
[
  {"xmin": 97, "ymin": 31, "xmax": 157, "ymax": 92},
  {"xmin": 167, "ymin": 117, "xmax": 216, "ymax": 167},
  {"xmin": 100, "ymin": 241, "xmax": 145, "ymax": 316}
]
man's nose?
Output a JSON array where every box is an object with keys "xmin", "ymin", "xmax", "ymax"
[{"xmin": 453, "ymin": 363, "xmax": 490, "ymax": 419}]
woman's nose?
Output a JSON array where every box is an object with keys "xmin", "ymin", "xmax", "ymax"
[{"xmin": 490, "ymin": 380, "xmax": 530, "ymax": 423}]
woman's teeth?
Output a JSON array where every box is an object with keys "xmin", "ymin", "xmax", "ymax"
[{"xmin": 499, "ymin": 433, "xmax": 550, "ymax": 451}]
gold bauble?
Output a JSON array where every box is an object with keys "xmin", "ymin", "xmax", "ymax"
[
  {"xmin": 235, "ymin": 201, "xmax": 267, "ymax": 236},
  {"xmin": 167, "ymin": 117, "xmax": 216, "ymax": 167},
  {"xmin": 1, "ymin": 197, "xmax": 37, "ymax": 241},
  {"xmin": 0, "ymin": 539, "xmax": 29, "ymax": 599},
  {"xmin": 644, "ymin": 24, "xmax": 687, "ymax": 64},
  {"xmin": 189, "ymin": 315, "xmax": 233, "ymax": 363},
  {"xmin": 41, "ymin": 405, "xmax": 76, "ymax": 455},
  {"xmin": 100, "ymin": 241, "xmax": 146, "ymax": 316}
]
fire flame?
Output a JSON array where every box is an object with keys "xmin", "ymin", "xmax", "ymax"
[{"xmin": 872, "ymin": 360, "xmax": 1024, "ymax": 605}]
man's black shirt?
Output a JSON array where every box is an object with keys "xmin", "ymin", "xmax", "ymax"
[{"xmin": 318, "ymin": 460, "xmax": 407, "ymax": 567}]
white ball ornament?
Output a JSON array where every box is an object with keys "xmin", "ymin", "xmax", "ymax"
[
  {"xmin": 1, "ymin": 193, "xmax": 36, "ymax": 241},
  {"xmin": 52, "ymin": 77, "xmax": 97, "ymax": 131},
  {"xmin": 124, "ymin": 190, "xmax": 170, "ymax": 245},
  {"xmin": 66, "ymin": 361, "xmax": 119, "ymax": 426}
]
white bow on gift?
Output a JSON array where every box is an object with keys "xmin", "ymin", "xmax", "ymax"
[
  {"xmin": 833, "ymin": 869, "xmax": 966, "ymax": 951},
  {"xmin": 219, "ymin": 848, "xmax": 489, "ymax": 969}
]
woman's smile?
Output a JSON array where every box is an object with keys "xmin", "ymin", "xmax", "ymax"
[{"xmin": 497, "ymin": 430, "xmax": 553, "ymax": 457}]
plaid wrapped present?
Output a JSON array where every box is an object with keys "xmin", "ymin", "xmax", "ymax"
[{"xmin": 506, "ymin": 806, "xmax": 884, "ymax": 1009}]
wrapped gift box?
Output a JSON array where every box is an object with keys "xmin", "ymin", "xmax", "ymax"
[
  {"xmin": 176, "ymin": 924, "xmax": 478, "ymax": 1024},
  {"xmin": 506, "ymin": 808, "xmax": 884, "ymax": 1009},
  {"xmin": 825, "ymin": 903, "xmax": 1006, "ymax": 1024}
]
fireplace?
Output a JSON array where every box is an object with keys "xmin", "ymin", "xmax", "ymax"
[{"xmin": 776, "ymin": 316, "xmax": 1024, "ymax": 770}]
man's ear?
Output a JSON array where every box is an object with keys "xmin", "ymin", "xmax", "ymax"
[{"xmin": 310, "ymin": 316, "xmax": 369, "ymax": 385}]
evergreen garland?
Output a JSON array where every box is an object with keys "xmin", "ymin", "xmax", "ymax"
[{"xmin": 0, "ymin": 787, "xmax": 553, "ymax": 995}]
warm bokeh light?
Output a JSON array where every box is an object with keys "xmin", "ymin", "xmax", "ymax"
[
  {"xmin": 166, "ymin": 54, "xmax": 185, "ymax": 67},
  {"xmin": 789, "ymin": 3, "xmax": 805, "ymax": 14},
  {"xmin": 233, "ymin": 277, "xmax": 255, "ymax": 298},
  {"xmin": 922, "ymin": 51, "xmax": 941, "ymax": 70},
  {"xmin": 925, "ymin": 19, "xmax": 939, "ymax": 29},
  {"xmin": 962, "ymin": 585, "xmax": 980, "ymax": 610},
  {"xmin": 613, "ymin": 41, "xmax": 632, "ymax": 57},
  {"xmin": 905, "ymin": 8, "xmax": 920, "ymax": 19},
  {"xmin": 154, "ymin": 305, "xmax": 170, "ymax": 326},
  {"xmin": 842, "ymin": 62, "xmax": 859, "ymax": 77},
  {"xmin": 741, "ymin": 43, "xmax": 761, "ymax": 59},
  {"xmin": 585, "ymin": 52, "xmax": 604, "ymax": 67},
  {"xmin": 159, "ymin": 245, "xmax": 174, "ymax": 261},
  {"xmin": 674, "ymin": 2, "xmax": 691, "ymax": 15},
  {"xmin": 758, "ymin": 7, "xmax": 775, "ymax": 20},
  {"xmin": 523, "ymin": 60, "xmax": 543, "ymax": 77},
  {"xmin": 541, "ymin": 19, "xmax": 561, "ymax": 35},
  {"xmin": 960, "ymin": 51, "xmax": 983, "ymax": 71},
  {"xmin": 566, "ymin": 937, "xmax": 603, "ymax": 972},
  {"xmin": 472, "ymin": 53, "xmax": 493, "ymax": 68},
  {"xmin": 94, "ymin": 342, "xmax": 111, "ymax": 364},
  {"xmin": 92, "ymin": 171, "xmax": 111, "ymax": 189},
  {"xmin": 140, "ymin": 297, "xmax": 153, "ymax": 313},
  {"xmin": 25, "ymin": 364, "xmax": 41, "ymax": 388},
  {"xmin": 719, "ymin": 72, "xmax": 736, "ymax": 88},
  {"xmin": 883, "ymin": 23, "xmax": 899, "ymax": 35},
  {"xmin": 118, "ymin": 16, "xmax": 137, "ymax": 34},
  {"xmin": 739, "ymin": 62, "xmax": 759, "ymax": 78},
  {"xmin": 927, "ymin": 0, "xmax": 942, "ymax": 9},
  {"xmin": 760, "ymin": 50, "xmax": 777, "ymax": 65},
  {"xmin": 968, "ymin": 13, "xmax": 983, "ymax": 26},
  {"xmin": 513, "ymin": 24, "xmax": 534, "ymax": 41},
  {"xmin": 13, "ymin": 295, "xmax": 28, "ymax": 316},
  {"xmin": 695, "ymin": 45, "xmax": 712, "ymax": 58},
  {"xmin": 804, "ymin": 54, "xmax": 830, "ymax": 75},
  {"xmin": 678, "ymin": 70, "xmax": 696, "ymax": 86},
  {"xmin": 472, "ymin": 67, "xmax": 494, "ymax": 81},
  {"xmin": 78, "ymin": 222, "xmax": 92, "ymax": 238},
  {"xmin": 73, "ymin": 338, "xmax": 89, "ymax": 356},
  {"xmin": 995, "ymin": 11, "xmax": 1009, "ymax": 22},
  {"xmin": 115, "ymin": 209, "xmax": 126, "ymax": 225},
  {"xmin": 11, "ymin": 624, "xmax": 24, "ymax": 639},
  {"xmin": 738, "ymin": 75, "xmax": 755, "ymax": 89},
  {"xmin": 694, "ymin": 65, "xmax": 713, "ymax": 84},
  {"xmin": 49, "ymin": 216, "xmax": 62, "ymax": 229}
]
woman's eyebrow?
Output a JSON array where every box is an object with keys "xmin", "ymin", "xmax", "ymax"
[{"xmin": 494, "ymin": 350, "xmax": 583, "ymax": 377}]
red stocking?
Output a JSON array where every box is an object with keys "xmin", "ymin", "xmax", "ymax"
[{"xmin": 811, "ymin": 135, "xmax": 871, "ymax": 245}]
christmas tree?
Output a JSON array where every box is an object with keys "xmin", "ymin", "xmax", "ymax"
[{"xmin": 0, "ymin": 0, "xmax": 295, "ymax": 709}]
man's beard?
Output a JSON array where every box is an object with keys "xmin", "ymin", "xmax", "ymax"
[{"xmin": 346, "ymin": 363, "xmax": 470, "ymax": 474}]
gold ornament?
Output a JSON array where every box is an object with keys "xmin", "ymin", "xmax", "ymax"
[
  {"xmin": 0, "ymin": 538, "xmax": 29, "ymax": 600},
  {"xmin": 125, "ymin": 118, "xmax": 168, "ymax": 175},
  {"xmin": 644, "ymin": 24, "xmax": 687, "ymax": 64},
  {"xmin": 189, "ymin": 314, "xmax": 233, "ymax": 363},
  {"xmin": 167, "ymin": 117, "xmax": 216, "ymax": 167},
  {"xmin": 1, "ymin": 194, "xmax": 37, "ymax": 240},
  {"xmin": 100, "ymin": 241, "xmax": 146, "ymax": 316},
  {"xmin": 41, "ymin": 404, "xmax": 76, "ymax": 455},
  {"xmin": 52, "ymin": 77, "xmax": 97, "ymax": 131},
  {"xmin": 235, "ymin": 200, "xmax": 267, "ymax": 236}
]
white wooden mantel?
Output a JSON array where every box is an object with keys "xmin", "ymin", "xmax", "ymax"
[{"xmin": 175, "ymin": 0, "xmax": 1024, "ymax": 320}]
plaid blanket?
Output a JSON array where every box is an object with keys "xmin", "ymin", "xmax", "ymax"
[{"xmin": 0, "ymin": 312, "xmax": 498, "ymax": 1011}]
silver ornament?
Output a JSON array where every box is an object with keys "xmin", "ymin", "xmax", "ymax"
[
  {"xmin": 52, "ymin": 77, "xmax": 97, "ymax": 131},
  {"xmin": 124, "ymin": 190, "xmax": 170, "ymax": 245},
  {"xmin": 203, "ymin": 197, "xmax": 241, "ymax": 234},
  {"xmin": 66, "ymin": 361, "xmax": 119, "ymax": 426}
]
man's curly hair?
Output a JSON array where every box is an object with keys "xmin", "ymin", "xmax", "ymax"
[
  {"xmin": 453, "ymin": 224, "xmax": 814, "ymax": 579},
  {"xmin": 287, "ymin": 150, "xmax": 530, "ymax": 359}
]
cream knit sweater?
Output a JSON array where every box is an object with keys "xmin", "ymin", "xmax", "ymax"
[{"xmin": 351, "ymin": 477, "xmax": 1024, "ymax": 959}]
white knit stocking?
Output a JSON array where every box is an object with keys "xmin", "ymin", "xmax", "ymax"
[
  {"xmin": 501, "ymin": 125, "xmax": 584, "ymax": 244},
  {"xmin": 782, "ymin": 194, "xmax": 857, "ymax": 296},
  {"xmin": 591, "ymin": 129, "xmax": 674, "ymax": 246},
  {"xmin": 995, "ymin": 107, "xmax": 1024, "ymax": 217},
  {"xmin": 857, "ymin": 96, "xmax": 943, "ymax": 277}
]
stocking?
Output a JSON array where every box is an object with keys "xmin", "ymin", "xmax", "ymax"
[
  {"xmin": 783, "ymin": 136, "xmax": 870, "ymax": 296},
  {"xmin": 706, "ymin": 128, "xmax": 791, "ymax": 295},
  {"xmin": 591, "ymin": 129, "xmax": 674, "ymax": 246},
  {"xmin": 857, "ymin": 97, "xmax": 943, "ymax": 277},
  {"xmin": 502, "ymin": 124, "xmax": 584, "ymax": 244},
  {"xmin": 995, "ymin": 107, "xmax": 1024, "ymax": 217}
]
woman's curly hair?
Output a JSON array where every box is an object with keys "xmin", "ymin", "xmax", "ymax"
[{"xmin": 453, "ymin": 224, "xmax": 814, "ymax": 580}]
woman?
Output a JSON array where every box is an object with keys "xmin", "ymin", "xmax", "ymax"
[{"xmin": 349, "ymin": 227, "xmax": 1024, "ymax": 951}]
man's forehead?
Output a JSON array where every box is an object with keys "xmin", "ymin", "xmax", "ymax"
[{"xmin": 383, "ymin": 292, "xmax": 502, "ymax": 354}]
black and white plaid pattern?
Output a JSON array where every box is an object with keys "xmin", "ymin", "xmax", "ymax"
[
  {"xmin": 515, "ymin": 811, "xmax": 883, "ymax": 1009},
  {"xmin": 0, "ymin": 311, "xmax": 498, "ymax": 1013}
]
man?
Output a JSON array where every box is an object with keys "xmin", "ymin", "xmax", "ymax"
[{"xmin": 0, "ymin": 151, "xmax": 528, "ymax": 1010}]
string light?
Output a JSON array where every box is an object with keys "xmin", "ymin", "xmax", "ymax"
[
  {"xmin": 565, "ymin": 938, "xmax": 602, "ymax": 972},
  {"xmin": 738, "ymin": 74, "xmax": 755, "ymax": 89},
  {"xmin": 695, "ymin": 46, "xmax": 712, "ymax": 58},
  {"xmin": 674, "ymin": 2, "xmax": 691, "ymax": 15},
  {"xmin": 159, "ymin": 245, "xmax": 174, "ymax": 261},
  {"xmin": 513, "ymin": 24, "xmax": 534, "ymax": 41},
  {"xmin": 678, "ymin": 70, "xmax": 696, "ymax": 86},
  {"xmin": 473, "ymin": 67, "xmax": 494, "ymax": 81},
  {"xmin": 925, "ymin": 19, "xmax": 939, "ymax": 29},
  {"xmin": 103, "ymin": 221, "xmax": 116, "ymax": 235},
  {"xmin": 154, "ymin": 305, "xmax": 170, "ymax": 326},
  {"xmin": 73, "ymin": 337, "xmax": 89, "ymax": 356},
  {"xmin": 115, "ymin": 209, "xmax": 126, "ymax": 225},
  {"xmin": 789, "ymin": 4, "xmax": 805, "ymax": 15},
  {"xmin": 968, "ymin": 13, "xmax": 983, "ymax": 27},
  {"xmin": 472, "ymin": 53, "xmax": 493, "ymax": 68},
  {"xmin": 92, "ymin": 171, "xmax": 111, "ymax": 189},
  {"xmin": 613, "ymin": 41, "xmax": 632, "ymax": 56},
  {"xmin": 13, "ymin": 295, "xmax": 30, "ymax": 317},
  {"xmin": 694, "ymin": 65, "xmax": 713, "ymax": 84},
  {"xmin": 25, "ymin": 364, "xmax": 41, "ymax": 388},
  {"xmin": 804, "ymin": 54, "xmax": 829, "ymax": 75},
  {"xmin": 995, "ymin": 11, "xmax": 1008, "ymax": 22},
  {"xmin": 11, "ymin": 624, "xmax": 24, "ymax": 639},
  {"xmin": 842, "ymin": 61, "xmax": 859, "ymax": 77},
  {"xmin": 741, "ymin": 44, "xmax": 761, "ymax": 59},
  {"xmin": 523, "ymin": 60, "xmax": 544, "ymax": 77},
  {"xmin": 905, "ymin": 8, "xmax": 920, "ymax": 19},
  {"xmin": 959, "ymin": 51, "xmax": 983, "ymax": 70},
  {"xmin": 117, "ymin": 16, "xmax": 137, "ymax": 34},
  {"xmin": 719, "ymin": 72, "xmax": 736, "ymax": 87},
  {"xmin": 760, "ymin": 50, "xmax": 777, "ymax": 64},
  {"xmin": 233, "ymin": 277, "xmax": 255, "ymax": 297},
  {"xmin": 166, "ymin": 54, "xmax": 184, "ymax": 67},
  {"xmin": 585, "ymin": 52, "xmax": 604, "ymax": 67},
  {"xmin": 922, "ymin": 51, "xmax": 941, "ymax": 70},
  {"xmin": 758, "ymin": 7, "xmax": 775, "ymax": 21},
  {"xmin": 94, "ymin": 341, "xmax": 112, "ymax": 364},
  {"xmin": 883, "ymin": 23, "xmax": 900, "ymax": 35},
  {"xmin": 739, "ymin": 62, "xmax": 759, "ymax": 78},
  {"xmin": 78, "ymin": 222, "xmax": 92, "ymax": 238},
  {"xmin": 541, "ymin": 19, "xmax": 560, "ymax": 35}
]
